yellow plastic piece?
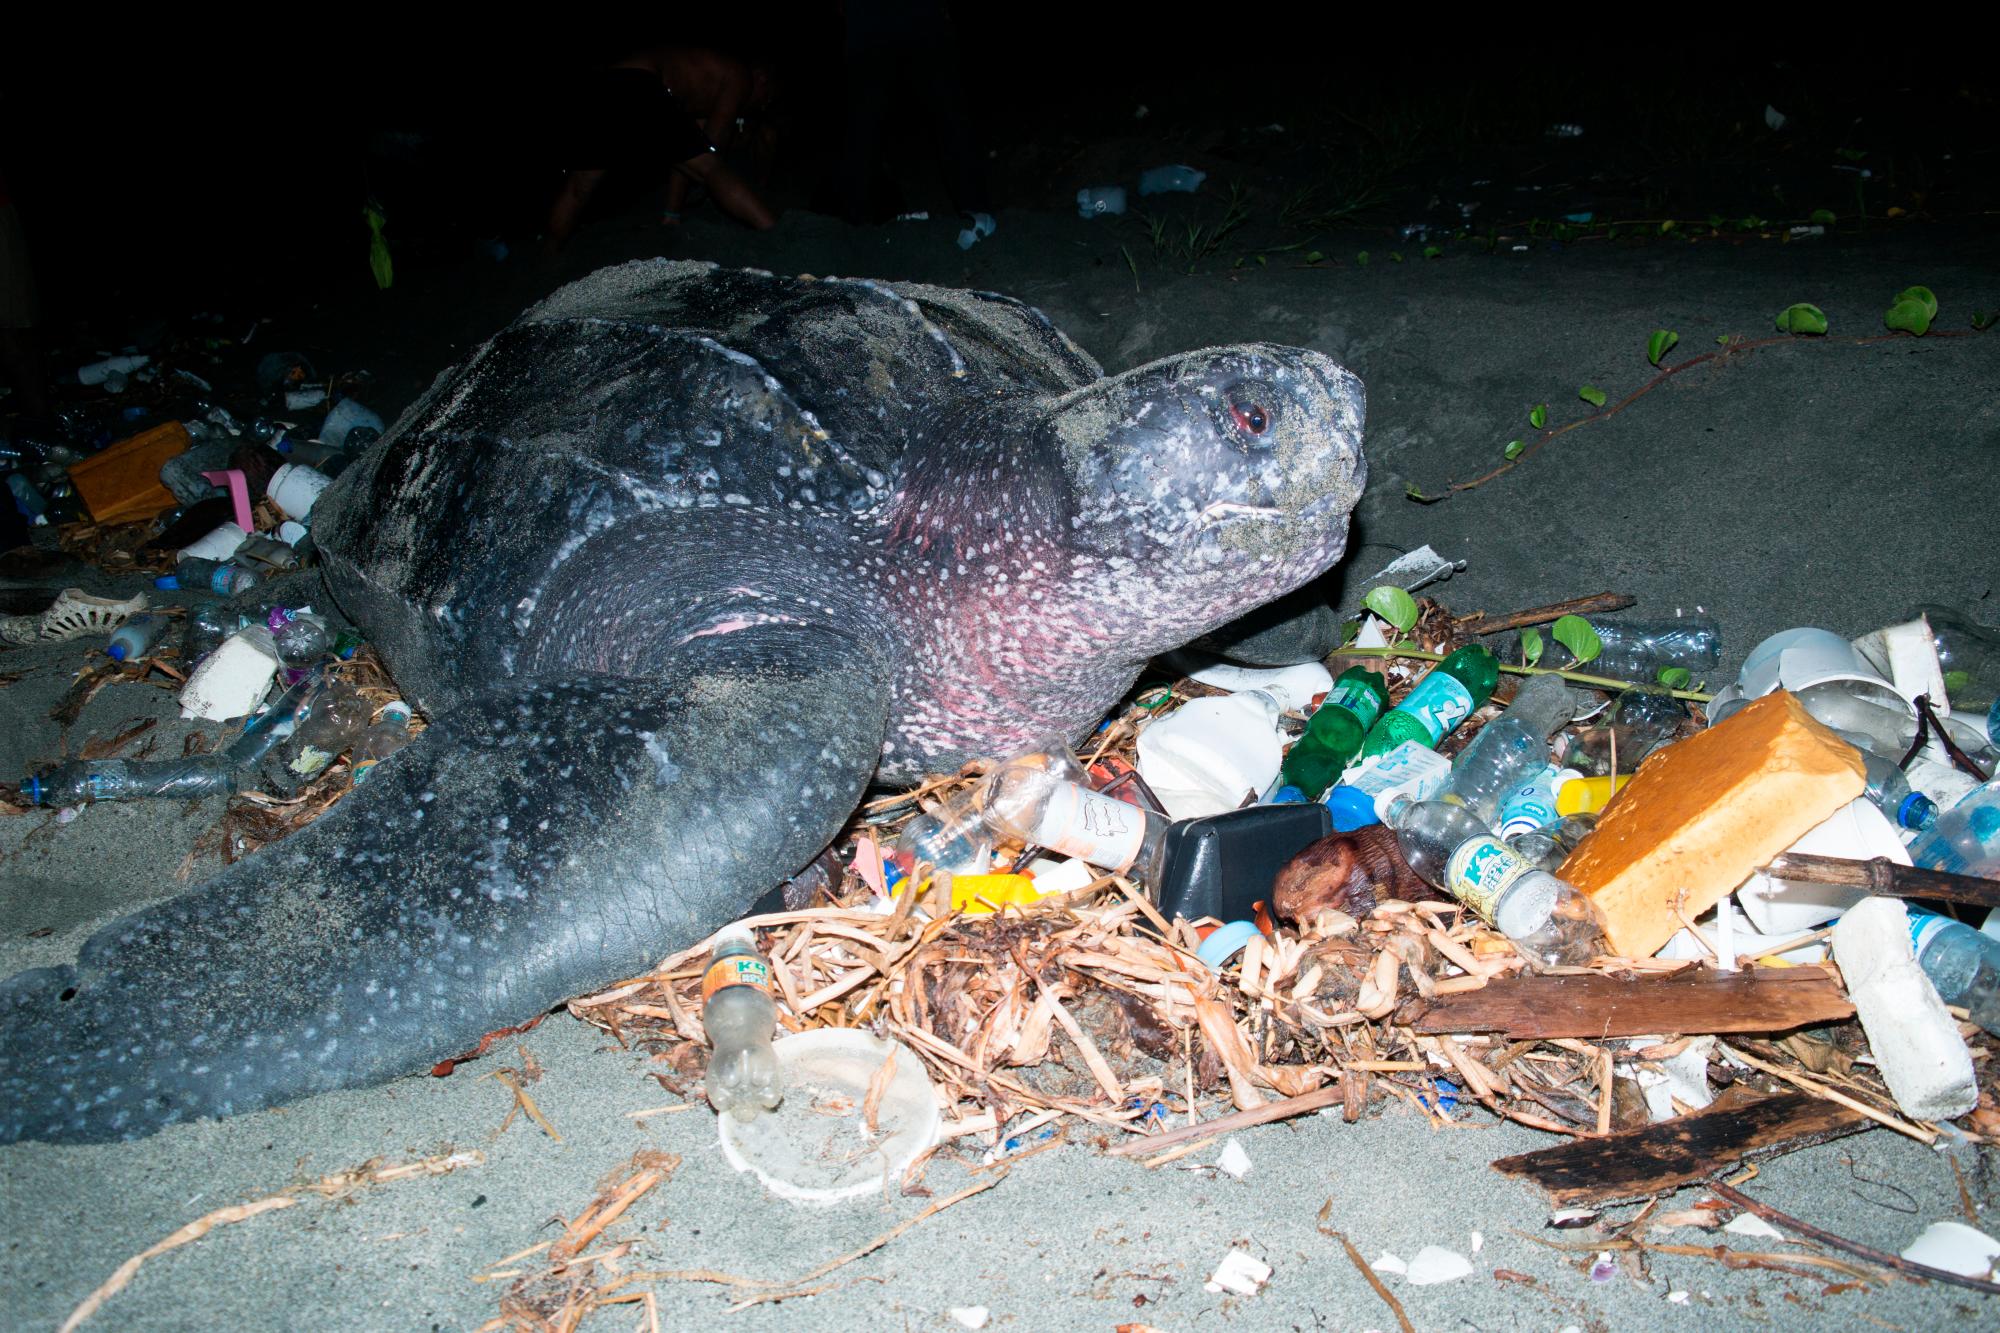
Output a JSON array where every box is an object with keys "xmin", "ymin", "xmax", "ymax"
[
  {"xmin": 947, "ymin": 873, "xmax": 1043, "ymax": 914},
  {"xmin": 1555, "ymin": 772, "xmax": 1632, "ymax": 816}
]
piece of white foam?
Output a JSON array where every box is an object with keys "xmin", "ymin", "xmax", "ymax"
[{"xmin": 1833, "ymin": 897, "xmax": 1978, "ymax": 1122}]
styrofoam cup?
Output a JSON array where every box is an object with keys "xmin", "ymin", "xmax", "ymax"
[
  {"xmin": 178, "ymin": 629, "xmax": 281, "ymax": 721},
  {"xmin": 1736, "ymin": 627, "xmax": 1912, "ymax": 714},
  {"xmin": 180, "ymin": 521, "xmax": 249, "ymax": 561},
  {"xmin": 267, "ymin": 463, "xmax": 331, "ymax": 520},
  {"xmin": 1736, "ymin": 797, "xmax": 1912, "ymax": 936}
]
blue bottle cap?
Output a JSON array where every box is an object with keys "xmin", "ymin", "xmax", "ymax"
[
  {"xmin": 23, "ymin": 773, "xmax": 44, "ymax": 805},
  {"xmin": 1266, "ymin": 785, "xmax": 1309, "ymax": 805},
  {"xmin": 1323, "ymin": 785, "xmax": 1380, "ymax": 832},
  {"xmin": 106, "ymin": 643, "xmax": 128, "ymax": 662},
  {"xmin": 1898, "ymin": 792, "xmax": 1937, "ymax": 831},
  {"xmin": 1195, "ymin": 919, "xmax": 1260, "ymax": 970},
  {"xmin": 154, "ymin": 575, "xmax": 181, "ymax": 590}
]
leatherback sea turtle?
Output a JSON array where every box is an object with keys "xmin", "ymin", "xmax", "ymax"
[{"xmin": 0, "ymin": 261, "xmax": 1365, "ymax": 1143}]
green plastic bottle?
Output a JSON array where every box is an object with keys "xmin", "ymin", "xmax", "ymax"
[
  {"xmin": 1280, "ymin": 667, "xmax": 1388, "ymax": 798},
  {"xmin": 1360, "ymin": 645, "xmax": 1500, "ymax": 759}
]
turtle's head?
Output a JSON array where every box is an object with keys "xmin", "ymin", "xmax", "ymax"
[{"xmin": 1050, "ymin": 343, "xmax": 1365, "ymax": 616}]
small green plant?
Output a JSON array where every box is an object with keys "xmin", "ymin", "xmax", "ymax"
[
  {"xmin": 1520, "ymin": 628, "xmax": 1544, "ymax": 667},
  {"xmin": 1775, "ymin": 302, "xmax": 1828, "ymax": 335},
  {"xmin": 1974, "ymin": 310, "xmax": 1996, "ymax": 331},
  {"xmin": 1579, "ymin": 384, "xmax": 1607, "ymax": 408},
  {"xmin": 1809, "ymin": 208, "xmax": 1837, "ymax": 225},
  {"xmin": 1529, "ymin": 404, "xmax": 1548, "ymax": 428},
  {"xmin": 1143, "ymin": 183, "xmax": 1251, "ymax": 274},
  {"xmin": 364, "ymin": 203, "xmax": 393, "ymax": 291},
  {"xmin": 1422, "ymin": 245, "xmax": 1443, "ymax": 260},
  {"xmin": 1504, "ymin": 439, "xmax": 1526, "ymax": 460},
  {"xmin": 1647, "ymin": 329, "xmax": 1679, "ymax": 366},
  {"xmin": 1120, "ymin": 245, "xmax": 1140, "ymax": 295},
  {"xmin": 1356, "ymin": 251, "xmax": 1371, "ymax": 266},
  {"xmin": 1405, "ymin": 483, "xmax": 1441, "ymax": 503},
  {"xmin": 1885, "ymin": 284, "xmax": 1938, "ymax": 336},
  {"xmin": 1363, "ymin": 586, "xmax": 1420, "ymax": 634},
  {"xmin": 1552, "ymin": 615, "xmax": 1603, "ymax": 665}
]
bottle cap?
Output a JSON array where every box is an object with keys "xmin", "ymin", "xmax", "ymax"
[
  {"xmin": 1897, "ymin": 792, "xmax": 1937, "ymax": 831},
  {"xmin": 1267, "ymin": 785, "xmax": 1309, "ymax": 805},
  {"xmin": 154, "ymin": 575, "xmax": 181, "ymax": 590},
  {"xmin": 106, "ymin": 643, "xmax": 129, "ymax": 662},
  {"xmin": 1323, "ymin": 785, "xmax": 1380, "ymax": 832}
]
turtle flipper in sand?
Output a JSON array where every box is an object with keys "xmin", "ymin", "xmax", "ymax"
[{"xmin": 1, "ymin": 260, "xmax": 1365, "ymax": 1142}]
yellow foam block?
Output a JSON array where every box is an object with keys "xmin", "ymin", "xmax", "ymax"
[{"xmin": 1558, "ymin": 691, "xmax": 1864, "ymax": 959}]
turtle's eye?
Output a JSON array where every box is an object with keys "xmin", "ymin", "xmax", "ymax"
[{"xmin": 1229, "ymin": 396, "xmax": 1272, "ymax": 438}]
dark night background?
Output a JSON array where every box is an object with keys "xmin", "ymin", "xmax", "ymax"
[{"xmin": 6, "ymin": 20, "xmax": 1995, "ymax": 331}]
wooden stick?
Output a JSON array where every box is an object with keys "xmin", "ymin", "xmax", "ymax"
[
  {"xmin": 1761, "ymin": 853, "xmax": 2000, "ymax": 910},
  {"xmin": 62, "ymin": 1197, "xmax": 298, "ymax": 1331},
  {"xmin": 1456, "ymin": 592, "xmax": 1637, "ymax": 637},
  {"xmin": 1720, "ymin": 1043, "xmax": 1935, "ymax": 1144},
  {"xmin": 1105, "ymin": 1085, "xmax": 1343, "ymax": 1157},
  {"xmin": 1328, "ymin": 1227, "xmax": 1414, "ymax": 1333},
  {"xmin": 1707, "ymin": 1180, "xmax": 2000, "ymax": 1295}
]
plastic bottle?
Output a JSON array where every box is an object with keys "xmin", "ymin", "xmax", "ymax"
[
  {"xmin": 1076, "ymin": 186, "xmax": 1128, "ymax": 218},
  {"xmin": 1906, "ymin": 779, "xmax": 2000, "ymax": 878},
  {"xmin": 268, "ymin": 607, "xmax": 333, "ymax": 664},
  {"xmin": 1323, "ymin": 741, "xmax": 1453, "ymax": 831},
  {"xmin": 985, "ymin": 766, "xmax": 1169, "ymax": 887},
  {"xmin": 1858, "ymin": 752, "xmax": 1938, "ymax": 832},
  {"xmin": 1910, "ymin": 910, "xmax": 2000, "ymax": 1036},
  {"xmin": 1385, "ymin": 797, "xmax": 1609, "ymax": 970},
  {"xmin": 1525, "ymin": 609, "xmax": 1720, "ymax": 681},
  {"xmin": 159, "ymin": 555, "xmax": 261, "ymax": 597},
  {"xmin": 894, "ymin": 784, "xmax": 996, "ymax": 879},
  {"xmin": 350, "ymin": 702, "xmax": 414, "ymax": 784},
  {"xmin": 1497, "ymin": 764, "xmax": 1583, "ymax": 838},
  {"xmin": 1562, "ymin": 687, "xmax": 1687, "ymax": 777},
  {"xmin": 1436, "ymin": 674, "xmax": 1575, "ymax": 825},
  {"xmin": 1792, "ymin": 681, "xmax": 1915, "ymax": 758},
  {"xmin": 1915, "ymin": 605, "xmax": 2000, "ymax": 711},
  {"xmin": 234, "ymin": 533, "xmax": 301, "ymax": 571},
  {"xmin": 701, "ymin": 925, "xmax": 783, "ymax": 1121},
  {"xmin": 23, "ymin": 757, "xmax": 235, "ymax": 805},
  {"xmin": 1138, "ymin": 164, "xmax": 1207, "ymax": 195},
  {"xmin": 1280, "ymin": 667, "xmax": 1388, "ymax": 799},
  {"xmin": 185, "ymin": 603, "xmax": 248, "ymax": 663},
  {"xmin": 286, "ymin": 681, "xmax": 376, "ymax": 778},
  {"xmin": 105, "ymin": 613, "xmax": 170, "ymax": 663},
  {"xmin": 1360, "ymin": 645, "xmax": 1500, "ymax": 759}
]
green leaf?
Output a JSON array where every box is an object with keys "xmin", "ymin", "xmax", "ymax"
[
  {"xmin": 1423, "ymin": 245, "xmax": 1443, "ymax": 259},
  {"xmin": 364, "ymin": 204, "xmax": 393, "ymax": 291},
  {"xmin": 1656, "ymin": 666, "xmax": 1692, "ymax": 689},
  {"xmin": 1304, "ymin": 251, "xmax": 1323, "ymax": 265},
  {"xmin": 1357, "ymin": 251, "xmax": 1371, "ymax": 266},
  {"xmin": 1972, "ymin": 311, "xmax": 1995, "ymax": 331},
  {"xmin": 1404, "ymin": 483, "xmax": 1442, "ymax": 504},
  {"xmin": 1521, "ymin": 628, "xmax": 1544, "ymax": 668},
  {"xmin": 1809, "ymin": 208, "xmax": 1837, "ymax": 225},
  {"xmin": 1389, "ymin": 251, "xmax": 1405, "ymax": 263},
  {"xmin": 1647, "ymin": 329, "xmax": 1679, "ymax": 366},
  {"xmin": 1894, "ymin": 285, "xmax": 1939, "ymax": 319},
  {"xmin": 1944, "ymin": 668, "xmax": 1972, "ymax": 694},
  {"xmin": 1885, "ymin": 298, "xmax": 1933, "ymax": 336},
  {"xmin": 1552, "ymin": 615, "xmax": 1603, "ymax": 665},
  {"xmin": 1775, "ymin": 302, "xmax": 1828, "ymax": 335},
  {"xmin": 1529, "ymin": 403, "xmax": 1548, "ymax": 429},
  {"xmin": 1340, "ymin": 617, "xmax": 1362, "ymax": 647},
  {"xmin": 1659, "ymin": 219, "xmax": 1676, "ymax": 234},
  {"xmin": 1504, "ymin": 439, "xmax": 1526, "ymax": 460},
  {"xmin": 1837, "ymin": 147, "xmax": 1867, "ymax": 162},
  {"xmin": 1363, "ymin": 585, "xmax": 1420, "ymax": 633},
  {"xmin": 1579, "ymin": 384, "xmax": 1607, "ymax": 408}
]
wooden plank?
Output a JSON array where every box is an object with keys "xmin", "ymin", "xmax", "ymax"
[
  {"xmin": 1491, "ymin": 1089, "xmax": 1868, "ymax": 1206},
  {"xmin": 1405, "ymin": 966, "xmax": 1852, "ymax": 1039}
]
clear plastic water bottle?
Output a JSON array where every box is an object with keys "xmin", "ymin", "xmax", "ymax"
[
  {"xmin": 23, "ymin": 757, "xmax": 236, "ymax": 805},
  {"xmin": 287, "ymin": 681, "xmax": 376, "ymax": 778},
  {"xmin": 1360, "ymin": 645, "xmax": 1500, "ymax": 760},
  {"xmin": 1563, "ymin": 687, "xmax": 1687, "ymax": 777},
  {"xmin": 267, "ymin": 607, "xmax": 333, "ymax": 664},
  {"xmin": 894, "ymin": 783, "xmax": 998, "ymax": 879},
  {"xmin": 1076, "ymin": 186, "xmax": 1128, "ymax": 218},
  {"xmin": 1906, "ymin": 779, "xmax": 2000, "ymax": 878},
  {"xmin": 1138, "ymin": 164, "xmax": 1207, "ymax": 195},
  {"xmin": 985, "ymin": 761, "xmax": 1169, "ymax": 888},
  {"xmin": 1910, "ymin": 910, "xmax": 2000, "ymax": 1037},
  {"xmin": 1916, "ymin": 605, "xmax": 2000, "ymax": 711},
  {"xmin": 1857, "ymin": 751, "xmax": 1938, "ymax": 831},
  {"xmin": 1385, "ymin": 796, "xmax": 1609, "ymax": 970},
  {"xmin": 1524, "ymin": 609, "xmax": 1720, "ymax": 681},
  {"xmin": 160, "ymin": 555, "xmax": 261, "ymax": 597},
  {"xmin": 1280, "ymin": 666, "xmax": 1388, "ymax": 799},
  {"xmin": 185, "ymin": 603, "xmax": 249, "ymax": 663},
  {"xmin": 1437, "ymin": 674, "xmax": 1575, "ymax": 825},
  {"xmin": 350, "ymin": 702, "xmax": 414, "ymax": 784},
  {"xmin": 702, "ymin": 925, "xmax": 783, "ymax": 1121},
  {"xmin": 105, "ymin": 613, "xmax": 170, "ymax": 663}
]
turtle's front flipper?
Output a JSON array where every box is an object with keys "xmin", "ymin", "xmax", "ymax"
[{"xmin": 0, "ymin": 626, "xmax": 889, "ymax": 1144}]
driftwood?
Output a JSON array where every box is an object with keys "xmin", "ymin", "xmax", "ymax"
[
  {"xmin": 1491, "ymin": 1089, "xmax": 1868, "ymax": 1205},
  {"xmin": 1404, "ymin": 967, "xmax": 1853, "ymax": 1040},
  {"xmin": 1454, "ymin": 592, "xmax": 1636, "ymax": 637},
  {"xmin": 1762, "ymin": 852, "xmax": 2000, "ymax": 911}
]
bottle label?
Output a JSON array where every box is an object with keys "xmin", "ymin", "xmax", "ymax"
[
  {"xmin": 1031, "ymin": 782, "xmax": 1145, "ymax": 871},
  {"xmin": 1396, "ymin": 672, "xmax": 1475, "ymax": 746},
  {"xmin": 701, "ymin": 954, "xmax": 772, "ymax": 1002},
  {"xmin": 1445, "ymin": 835, "xmax": 1536, "ymax": 923},
  {"xmin": 1325, "ymin": 676, "xmax": 1385, "ymax": 731},
  {"xmin": 1909, "ymin": 909, "xmax": 1952, "ymax": 958},
  {"xmin": 1496, "ymin": 764, "xmax": 1563, "ymax": 838}
]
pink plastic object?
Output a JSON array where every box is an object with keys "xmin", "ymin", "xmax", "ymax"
[{"xmin": 201, "ymin": 469, "xmax": 255, "ymax": 533}]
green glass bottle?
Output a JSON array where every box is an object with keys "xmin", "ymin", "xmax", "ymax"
[
  {"xmin": 1280, "ymin": 666, "xmax": 1388, "ymax": 798},
  {"xmin": 1360, "ymin": 645, "xmax": 1500, "ymax": 759}
]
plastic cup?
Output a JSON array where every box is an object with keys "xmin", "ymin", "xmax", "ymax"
[
  {"xmin": 267, "ymin": 463, "xmax": 332, "ymax": 520},
  {"xmin": 180, "ymin": 521, "xmax": 249, "ymax": 562}
]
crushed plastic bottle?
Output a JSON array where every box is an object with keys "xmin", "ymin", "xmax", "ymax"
[
  {"xmin": 702, "ymin": 925, "xmax": 783, "ymax": 1121},
  {"xmin": 1385, "ymin": 796, "xmax": 1609, "ymax": 970},
  {"xmin": 1138, "ymin": 164, "xmax": 1206, "ymax": 195},
  {"xmin": 1911, "ymin": 910, "xmax": 2000, "ymax": 1036},
  {"xmin": 350, "ymin": 702, "xmax": 414, "ymax": 784},
  {"xmin": 1521, "ymin": 609, "xmax": 1719, "ymax": 682},
  {"xmin": 1906, "ymin": 779, "xmax": 2000, "ymax": 878},
  {"xmin": 286, "ymin": 681, "xmax": 376, "ymax": 777},
  {"xmin": 160, "ymin": 555, "xmax": 261, "ymax": 598},
  {"xmin": 1077, "ymin": 186, "xmax": 1128, "ymax": 218},
  {"xmin": 1915, "ymin": 605, "xmax": 2000, "ymax": 711},
  {"xmin": 1563, "ymin": 687, "xmax": 1687, "ymax": 777},
  {"xmin": 985, "ymin": 756, "xmax": 1168, "ymax": 888}
]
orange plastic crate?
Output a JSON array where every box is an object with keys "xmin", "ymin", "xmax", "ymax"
[{"xmin": 67, "ymin": 420, "xmax": 190, "ymax": 525}]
